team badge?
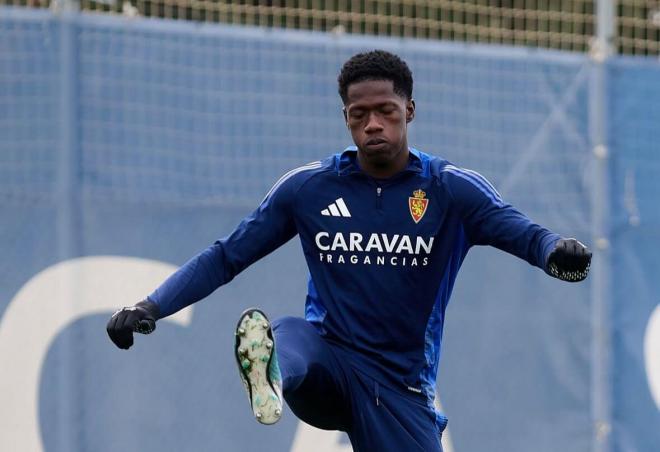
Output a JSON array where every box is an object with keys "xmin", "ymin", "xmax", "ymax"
[{"xmin": 408, "ymin": 189, "xmax": 429, "ymax": 224}]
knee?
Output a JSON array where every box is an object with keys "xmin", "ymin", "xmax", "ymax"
[
  {"xmin": 272, "ymin": 317, "xmax": 320, "ymax": 348},
  {"xmin": 272, "ymin": 316, "xmax": 309, "ymax": 333}
]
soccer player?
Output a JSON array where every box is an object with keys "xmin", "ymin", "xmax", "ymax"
[{"xmin": 107, "ymin": 50, "xmax": 592, "ymax": 451}]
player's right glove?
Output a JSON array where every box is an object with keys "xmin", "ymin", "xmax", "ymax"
[
  {"xmin": 106, "ymin": 299, "xmax": 160, "ymax": 350},
  {"xmin": 546, "ymin": 238, "xmax": 592, "ymax": 282}
]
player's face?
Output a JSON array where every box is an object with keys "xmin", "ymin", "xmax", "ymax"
[{"xmin": 343, "ymin": 79, "xmax": 415, "ymax": 176}]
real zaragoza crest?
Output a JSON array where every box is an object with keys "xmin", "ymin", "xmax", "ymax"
[{"xmin": 408, "ymin": 189, "xmax": 429, "ymax": 224}]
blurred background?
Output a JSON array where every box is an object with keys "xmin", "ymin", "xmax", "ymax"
[{"xmin": 0, "ymin": 1, "xmax": 658, "ymax": 451}]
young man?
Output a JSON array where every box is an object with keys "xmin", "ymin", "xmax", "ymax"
[{"xmin": 107, "ymin": 50, "xmax": 591, "ymax": 451}]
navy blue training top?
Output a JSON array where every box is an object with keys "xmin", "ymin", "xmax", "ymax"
[{"xmin": 149, "ymin": 147, "xmax": 560, "ymax": 402}]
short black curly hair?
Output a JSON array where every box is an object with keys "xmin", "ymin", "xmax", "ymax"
[{"xmin": 337, "ymin": 50, "xmax": 413, "ymax": 104}]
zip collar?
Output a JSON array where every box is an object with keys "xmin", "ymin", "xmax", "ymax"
[{"xmin": 337, "ymin": 146, "xmax": 423, "ymax": 176}]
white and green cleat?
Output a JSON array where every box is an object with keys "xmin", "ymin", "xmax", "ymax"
[{"xmin": 234, "ymin": 308, "xmax": 283, "ymax": 425}]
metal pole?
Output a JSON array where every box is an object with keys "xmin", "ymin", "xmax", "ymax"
[
  {"xmin": 589, "ymin": 1, "xmax": 615, "ymax": 452},
  {"xmin": 55, "ymin": 0, "xmax": 81, "ymax": 450}
]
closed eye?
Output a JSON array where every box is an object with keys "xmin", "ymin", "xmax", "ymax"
[{"xmin": 349, "ymin": 109, "xmax": 365, "ymax": 120}]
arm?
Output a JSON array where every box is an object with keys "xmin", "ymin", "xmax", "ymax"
[
  {"xmin": 149, "ymin": 181, "xmax": 297, "ymax": 318},
  {"xmin": 443, "ymin": 165, "xmax": 591, "ymax": 280},
  {"xmin": 107, "ymin": 171, "xmax": 300, "ymax": 349}
]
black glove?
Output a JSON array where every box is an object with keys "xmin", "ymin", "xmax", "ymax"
[
  {"xmin": 106, "ymin": 299, "xmax": 160, "ymax": 349},
  {"xmin": 546, "ymin": 238, "xmax": 592, "ymax": 282}
]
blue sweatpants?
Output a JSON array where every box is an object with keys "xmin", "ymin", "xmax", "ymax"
[{"xmin": 272, "ymin": 317, "xmax": 444, "ymax": 452}]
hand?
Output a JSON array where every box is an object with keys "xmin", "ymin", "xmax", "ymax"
[
  {"xmin": 546, "ymin": 238, "xmax": 592, "ymax": 282},
  {"xmin": 106, "ymin": 299, "xmax": 160, "ymax": 349}
]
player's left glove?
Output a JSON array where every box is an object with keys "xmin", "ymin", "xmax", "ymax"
[
  {"xmin": 546, "ymin": 238, "xmax": 592, "ymax": 282},
  {"xmin": 106, "ymin": 299, "xmax": 160, "ymax": 350}
]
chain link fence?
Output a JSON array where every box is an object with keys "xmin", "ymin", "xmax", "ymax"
[
  {"xmin": 1, "ymin": 0, "xmax": 659, "ymax": 55},
  {"xmin": 618, "ymin": 0, "xmax": 660, "ymax": 54}
]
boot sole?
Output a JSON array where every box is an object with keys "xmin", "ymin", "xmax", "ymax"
[{"xmin": 234, "ymin": 308, "xmax": 283, "ymax": 425}]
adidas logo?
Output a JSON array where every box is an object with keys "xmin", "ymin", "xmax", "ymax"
[{"xmin": 321, "ymin": 198, "xmax": 351, "ymax": 218}]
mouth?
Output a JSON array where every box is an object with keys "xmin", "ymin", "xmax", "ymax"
[{"xmin": 364, "ymin": 138, "xmax": 388, "ymax": 149}]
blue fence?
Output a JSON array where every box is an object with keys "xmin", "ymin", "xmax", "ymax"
[{"xmin": 1, "ymin": 6, "xmax": 659, "ymax": 452}]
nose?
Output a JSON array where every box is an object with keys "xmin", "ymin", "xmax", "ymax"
[{"xmin": 364, "ymin": 112, "xmax": 384, "ymax": 133}]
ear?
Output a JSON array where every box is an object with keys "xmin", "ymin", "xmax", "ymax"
[{"xmin": 406, "ymin": 99, "xmax": 415, "ymax": 123}]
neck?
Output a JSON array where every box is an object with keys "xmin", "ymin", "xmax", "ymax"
[{"xmin": 357, "ymin": 145, "xmax": 410, "ymax": 179}]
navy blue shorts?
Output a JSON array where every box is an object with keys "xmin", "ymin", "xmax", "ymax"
[{"xmin": 273, "ymin": 316, "xmax": 445, "ymax": 452}]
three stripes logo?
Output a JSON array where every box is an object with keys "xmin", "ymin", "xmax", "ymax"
[{"xmin": 321, "ymin": 198, "xmax": 352, "ymax": 218}]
